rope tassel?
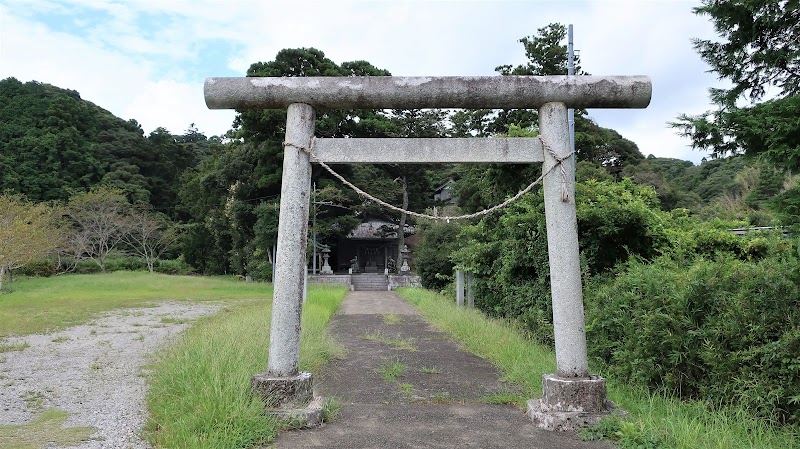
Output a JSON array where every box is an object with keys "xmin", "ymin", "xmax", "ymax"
[{"xmin": 560, "ymin": 164, "xmax": 570, "ymax": 202}]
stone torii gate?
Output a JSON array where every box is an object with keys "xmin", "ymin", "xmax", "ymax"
[{"xmin": 204, "ymin": 75, "xmax": 651, "ymax": 429}]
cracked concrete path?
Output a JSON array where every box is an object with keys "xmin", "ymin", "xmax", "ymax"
[{"xmin": 275, "ymin": 291, "xmax": 612, "ymax": 449}]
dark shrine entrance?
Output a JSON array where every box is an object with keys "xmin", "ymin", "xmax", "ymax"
[{"xmin": 335, "ymin": 218, "xmax": 411, "ymax": 274}]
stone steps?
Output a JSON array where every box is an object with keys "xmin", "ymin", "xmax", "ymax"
[{"xmin": 351, "ymin": 274, "xmax": 389, "ymax": 291}]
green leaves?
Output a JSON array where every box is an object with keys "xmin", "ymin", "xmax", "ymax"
[
  {"xmin": 0, "ymin": 194, "xmax": 64, "ymax": 289},
  {"xmin": 673, "ymin": 95, "xmax": 800, "ymax": 171},
  {"xmin": 693, "ymin": 0, "xmax": 800, "ymax": 104},
  {"xmin": 675, "ymin": 1, "xmax": 800, "ymax": 174},
  {"xmin": 435, "ymin": 179, "xmax": 669, "ymax": 345},
  {"xmin": 586, "ymin": 250, "xmax": 800, "ymax": 425},
  {"xmin": 0, "ymin": 78, "xmax": 205, "ymax": 215},
  {"xmin": 495, "ymin": 23, "xmax": 584, "ymax": 77}
]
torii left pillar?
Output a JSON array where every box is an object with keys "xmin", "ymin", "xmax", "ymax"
[{"xmin": 249, "ymin": 103, "xmax": 323, "ymax": 425}]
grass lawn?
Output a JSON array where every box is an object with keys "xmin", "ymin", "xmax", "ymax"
[
  {"xmin": 145, "ymin": 284, "xmax": 347, "ymax": 448},
  {"xmin": 0, "ymin": 271, "xmax": 347, "ymax": 449},
  {"xmin": 396, "ymin": 287, "xmax": 800, "ymax": 449},
  {"xmin": 0, "ymin": 272, "xmax": 273, "ymax": 337}
]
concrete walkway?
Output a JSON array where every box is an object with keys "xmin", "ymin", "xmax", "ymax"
[{"xmin": 275, "ymin": 291, "xmax": 612, "ymax": 449}]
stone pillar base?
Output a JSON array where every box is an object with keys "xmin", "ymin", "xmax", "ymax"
[
  {"xmin": 526, "ymin": 373, "xmax": 623, "ymax": 431},
  {"xmin": 270, "ymin": 396, "xmax": 324, "ymax": 429},
  {"xmin": 251, "ymin": 371, "xmax": 323, "ymax": 428}
]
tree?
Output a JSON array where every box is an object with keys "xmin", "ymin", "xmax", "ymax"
[
  {"xmin": 175, "ymin": 123, "xmax": 217, "ymax": 162},
  {"xmin": 693, "ymin": 0, "xmax": 799, "ymax": 104},
  {"xmin": 451, "ymin": 24, "xmax": 579, "ymax": 213},
  {"xmin": 491, "ymin": 23, "xmax": 586, "ymax": 135},
  {"xmin": 496, "ymin": 23, "xmax": 583, "ymax": 77},
  {"xmin": 384, "ymin": 109, "xmax": 446, "ymax": 261},
  {"xmin": 447, "ymin": 178, "xmax": 668, "ymax": 344},
  {"xmin": 574, "ymin": 116, "xmax": 644, "ymax": 174},
  {"xmin": 0, "ymin": 195, "xmax": 63, "ymax": 291},
  {"xmin": 101, "ymin": 161, "xmax": 151, "ymax": 204},
  {"xmin": 181, "ymin": 47, "xmax": 434, "ymax": 275},
  {"xmin": 672, "ymin": 0, "xmax": 800, "ymax": 169},
  {"xmin": 65, "ymin": 187, "xmax": 131, "ymax": 272},
  {"xmin": 144, "ymin": 127, "xmax": 199, "ymax": 217},
  {"xmin": 122, "ymin": 205, "xmax": 180, "ymax": 272}
]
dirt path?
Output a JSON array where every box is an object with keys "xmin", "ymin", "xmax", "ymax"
[
  {"xmin": 0, "ymin": 301, "xmax": 222, "ymax": 449},
  {"xmin": 275, "ymin": 291, "xmax": 612, "ymax": 449}
]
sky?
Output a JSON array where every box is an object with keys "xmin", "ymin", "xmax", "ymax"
[{"xmin": 1, "ymin": 0, "xmax": 723, "ymax": 164}]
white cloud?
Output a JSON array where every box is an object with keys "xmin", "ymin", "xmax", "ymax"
[
  {"xmin": 0, "ymin": 5, "xmax": 154, "ymax": 117},
  {"xmin": 2, "ymin": 0, "xmax": 726, "ymax": 160},
  {"xmin": 125, "ymin": 79, "xmax": 235, "ymax": 136}
]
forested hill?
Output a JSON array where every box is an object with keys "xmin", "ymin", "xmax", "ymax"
[
  {"xmin": 1, "ymin": 75, "xmax": 790, "ymax": 227},
  {"xmin": 619, "ymin": 154, "xmax": 791, "ymax": 223},
  {"xmin": 0, "ymin": 77, "xmax": 214, "ymax": 216}
]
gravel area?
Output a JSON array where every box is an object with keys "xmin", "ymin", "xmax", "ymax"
[{"xmin": 0, "ymin": 301, "xmax": 223, "ymax": 448}]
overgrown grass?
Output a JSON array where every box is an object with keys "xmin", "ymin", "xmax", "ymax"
[
  {"xmin": 0, "ymin": 272, "xmax": 273, "ymax": 337},
  {"xmin": 145, "ymin": 284, "xmax": 347, "ymax": 449},
  {"xmin": 396, "ymin": 287, "xmax": 800, "ymax": 449}
]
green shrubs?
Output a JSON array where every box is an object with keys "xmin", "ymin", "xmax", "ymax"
[
  {"xmin": 14, "ymin": 259, "xmax": 60, "ymax": 277},
  {"xmin": 16, "ymin": 257, "xmax": 195, "ymax": 277},
  {"xmin": 103, "ymin": 256, "xmax": 147, "ymax": 272},
  {"xmin": 154, "ymin": 258, "xmax": 195, "ymax": 275},
  {"xmin": 575, "ymin": 179, "xmax": 667, "ymax": 273},
  {"xmin": 399, "ymin": 288, "xmax": 799, "ymax": 449},
  {"xmin": 246, "ymin": 252, "xmax": 273, "ymax": 282},
  {"xmin": 587, "ymin": 252, "xmax": 800, "ymax": 425},
  {"xmin": 74, "ymin": 260, "xmax": 102, "ymax": 274},
  {"xmin": 413, "ymin": 220, "xmax": 462, "ymax": 290},
  {"xmin": 443, "ymin": 179, "xmax": 668, "ymax": 345}
]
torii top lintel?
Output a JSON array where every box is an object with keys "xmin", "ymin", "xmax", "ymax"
[{"xmin": 204, "ymin": 76, "xmax": 651, "ymax": 110}]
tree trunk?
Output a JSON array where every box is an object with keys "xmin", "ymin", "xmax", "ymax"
[
  {"xmin": 0, "ymin": 265, "xmax": 5, "ymax": 292},
  {"xmin": 397, "ymin": 176, "xmax": 408, "ymax": 267}
]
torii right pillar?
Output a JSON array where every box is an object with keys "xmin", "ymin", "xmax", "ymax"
[{"xmin": 527, "ymin": 101, "xmax": 618, "ymax": 431}]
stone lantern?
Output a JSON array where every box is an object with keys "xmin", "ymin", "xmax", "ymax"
[
  {"xmin": 320, "ymin": 245, "xmax": 333, "ymax": 275},
  {"xmin": 400, "ymin": 244, "xmax": 411, "ymax": 273}
]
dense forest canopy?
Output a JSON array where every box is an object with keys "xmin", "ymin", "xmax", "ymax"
[{"xmin": 0, "ymin": 77, "xmax": 216, "ymax": 217}]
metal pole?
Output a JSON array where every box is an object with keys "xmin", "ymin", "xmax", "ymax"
[
  {"xmin": 303, "ymin": 269, "xmax": 308, "ymax": 304},
  {"xmin": 568, "ymin": 24, "xmax": 576, "ymax": 182},
  {"xmin": 312, "ymin": 182, "xmax": 317, "ymax": 275},
  {"xmin": 466, "ymin": 272, "xmax": 474, "ymax": 309},
  {"xmin": 456, "ymin": 270, "xmax": 465, "ymax": 308}
]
